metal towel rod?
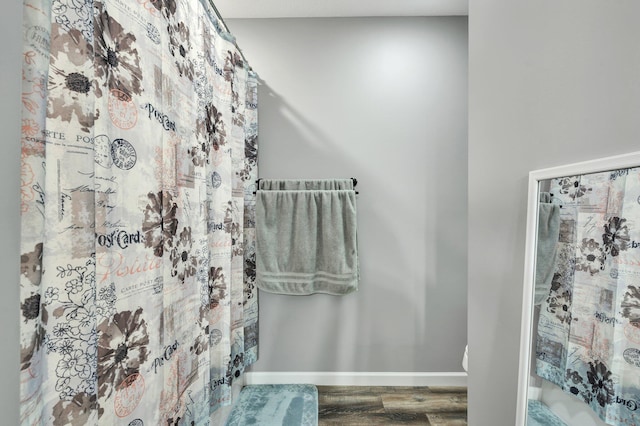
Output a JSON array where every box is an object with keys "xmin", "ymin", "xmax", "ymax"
[{"xmin": 253, "ymin": 178, "xmax": 359, "ymax": 194}]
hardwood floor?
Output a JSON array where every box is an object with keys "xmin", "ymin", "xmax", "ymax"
[{"xmin": 317, "ymin": 386, "xmax": 467, "ymax": 425}]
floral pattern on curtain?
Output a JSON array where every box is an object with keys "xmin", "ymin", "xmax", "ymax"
[
  {"xmin": 536, "ymin": 169, "xmax": 640, "ymax": 426},
  {"xmin": 19, "ymin": 0, "xmax": 259, "ymax": 423}
]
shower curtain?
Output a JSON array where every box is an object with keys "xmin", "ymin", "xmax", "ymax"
[
  {"xmin": 535, "ymin": 169, "xmax": 640, "ymax": 426},
  {"xmin": 19, "ymin": 0, "xmax": 258, "ymax": 423}
]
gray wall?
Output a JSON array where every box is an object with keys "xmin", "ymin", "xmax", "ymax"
[
  {"xmin": 227, "ymin": 17, "xmax": 468, "ymax": 372},
  {"xmin": 2, "ymin": 0, "xmax": 22, "ymax": 424},
  {"xmin": 468, "ymin": 1, "xmax": 640, "ymax": 425}
]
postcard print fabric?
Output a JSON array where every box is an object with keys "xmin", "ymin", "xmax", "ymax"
[
  {"xmin": 535, "ymin": 168, "xmax": 640, "ymax": 426},
  {"xmin": 19, "ymin": 0, "xmax": 258, "ymax": 423}
]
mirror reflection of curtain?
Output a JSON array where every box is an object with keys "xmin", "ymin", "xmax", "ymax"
[
  {"xmin": 535, "ymin": 191, "xmax": 561, "ymax": 306},
  {"xmin": 19, "ymin": 0, "xmax": 259, "ymax": 423},
  {"xmin": 535, "ymin": 169, "xmax": 640, "ymax": 426}
]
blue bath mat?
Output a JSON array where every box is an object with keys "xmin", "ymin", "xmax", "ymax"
[
  {"xmin": 225, "ymin": 384, "xmax": 318, "ymax": 426},
  {"xmin": 527, "ymin": 399, "xmax": 567, "ymax": 426}
]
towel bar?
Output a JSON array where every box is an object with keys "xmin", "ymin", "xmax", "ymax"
[{"xmin": 253, "ymin": 178, "xmax": 359, "ymax": 194}]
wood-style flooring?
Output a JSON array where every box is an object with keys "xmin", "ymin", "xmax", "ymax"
[{"xmin": 317, "ymin": 386, "xmax": 467, "ymax": 425}]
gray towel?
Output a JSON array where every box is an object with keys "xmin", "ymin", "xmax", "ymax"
[
  {"xmin": 539, "ymin": 192, "xmax": 552, "ymax": 204},
  {"xmin": 255, "ymin": 189, "xmax": 359, "ymax": 295},
  {"xmin": 535, "ymin": 193, "xmax": 560, "ymax": 306},
  {"xmin": 259, "ymin": 179, "xmax": 354, "ymax": 191}
]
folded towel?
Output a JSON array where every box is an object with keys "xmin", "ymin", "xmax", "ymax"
[
  {"xmin": 255, "ymin": 189, "xmax": 359, "ymax": 295},
  {"xmin": 258, "ymin": 179, "xmax": 354, "ymax": 191},
  {"xmin": 534, "ymin": 193, "xmax": 560, "ymax": 306}
]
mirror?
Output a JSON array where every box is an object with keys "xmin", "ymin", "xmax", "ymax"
[{"xmin": 517, "ymin": 151, "xmax": 640, "ymax": 426}]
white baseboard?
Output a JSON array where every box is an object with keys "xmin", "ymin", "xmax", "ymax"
[{"xmin": 244, "ymin": 371, "xmax": 467, "ymax": 387}]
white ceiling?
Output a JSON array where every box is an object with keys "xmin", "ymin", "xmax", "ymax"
[{"xmin": 213, "ymin": 0, "xmax": 469, "ymax": 19}]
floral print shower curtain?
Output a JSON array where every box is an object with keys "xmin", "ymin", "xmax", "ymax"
[
  {"xmin": 19, "ymin": 0, "xmax": 259, "ymax": 423},
  {"xmin": 536, "ymin": 169, "xmax": 640, "ymax": 426}
]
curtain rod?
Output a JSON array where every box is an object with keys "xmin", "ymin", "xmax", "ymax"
[{"xmin": 206, "ymin": 0, "xmax": 252, "ymax": 71}]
